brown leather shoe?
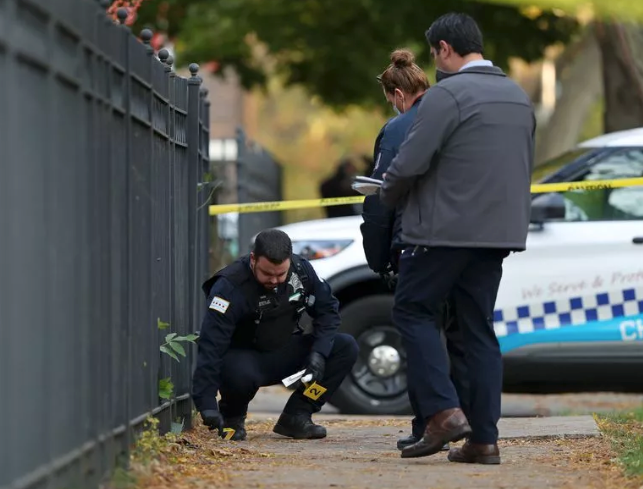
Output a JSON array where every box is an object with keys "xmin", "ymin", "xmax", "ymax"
[
  {"xmin": 401, "ymin": 408, "xmax": 471, "ymax": 458},
  {"xmin": 448, "ymin": 440, "xmax": 501, "ymax": 464}
]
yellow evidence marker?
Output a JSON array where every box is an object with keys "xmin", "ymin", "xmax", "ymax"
[
  {"xmin": 302, "ymin": 381, "xmax": 327, "ymax": 401},
  {"xmin": 222, "ymin": 427, "xmax": 235, "ymax": 440}
]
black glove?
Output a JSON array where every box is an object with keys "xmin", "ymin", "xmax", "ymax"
[
  {"xmin": 201, "ymin": 409, "xmax": 224, "ymax": 436},
  {"xmin": 302, "ymin": 351, "xmax": 326, "ymax": 385},
  {"xmin": 380, "ymin": 271, "xmax": 398, "ymax": 291}
]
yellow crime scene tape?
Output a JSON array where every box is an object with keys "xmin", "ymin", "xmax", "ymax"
[{"xmin": 208, "ymin": 177, "xmax": 643, "ymax": 216}]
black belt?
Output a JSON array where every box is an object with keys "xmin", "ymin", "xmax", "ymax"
[{"xmin": 401, "ymin": 245, "xmax": 429, "ymax": 255}]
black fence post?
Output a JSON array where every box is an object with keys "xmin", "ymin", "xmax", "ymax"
[
  {"xmin": 233, "ymin": 127, "xmax": 283, "ymax": 255},
  {"xmin": 187, "ymin": 63, "xmax": 202, "ymax": 363},
  {"xmin": 115, "ymin": 6, "xmax": 135, "ymax": 475}
]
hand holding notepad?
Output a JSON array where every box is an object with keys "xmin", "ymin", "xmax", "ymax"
[{"xmin": 351, "ymin": 176, "xmax": 383, "ymax": 196}]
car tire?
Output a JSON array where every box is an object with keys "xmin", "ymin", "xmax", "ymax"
[{"xmin": 329, "ymin": 294, "xmax": 413, "ymax": 415}]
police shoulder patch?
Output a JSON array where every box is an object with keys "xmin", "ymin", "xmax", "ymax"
[
  {"xmin": 288, "ymin": 272, "xmax": 303, "ymax": 292},
  {"xmin": 209, "ymin": 295, "xmax": 230, "ymax": 314}
]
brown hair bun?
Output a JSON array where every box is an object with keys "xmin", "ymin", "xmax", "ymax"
[{"xmin": 390, "ymin": 49, "xmax": 415, "ymax": 68}]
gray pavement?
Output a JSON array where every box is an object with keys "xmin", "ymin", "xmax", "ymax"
[
  {"xmin": 218, "ymin": 415, "xmax": 604, "ymax": 489},
  {"xmin": 206, "ymin": 386, "xmax": 634, "ymax": 488},
  {"xmin": 245, "ymin": 413, "xmax": 600, "ymax": 439},
  {"xmin": 248, "ymin": 385, "xmax": 643, "ymax": 418}
]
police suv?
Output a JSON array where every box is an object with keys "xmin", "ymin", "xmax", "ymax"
[{"xmin": 276, "ymin": 127, "xmax": 643, "ymax": 415}]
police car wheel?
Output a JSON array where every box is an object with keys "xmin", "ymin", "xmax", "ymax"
[{"xmin": 329, "ymin": 294, "xmax": 413, "ymax": 415}]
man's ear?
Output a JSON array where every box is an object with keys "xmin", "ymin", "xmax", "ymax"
[
  {"xmin": 250, "ymin": 252, "xmax": 256, "ymax": 266},
  {"xmin": 439, "ymin": 40, "xmax": 450, "ymax": 56}
]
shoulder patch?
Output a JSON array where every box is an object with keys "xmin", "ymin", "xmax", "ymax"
[
  {"xmin": 209, "ymin": 296, "xmax": 230, "ymax": 314},
  {"xmin": 288, "ymin": 272, "xmax": 303, "ymax": 292}
]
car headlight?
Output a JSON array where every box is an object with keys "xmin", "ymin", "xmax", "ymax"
[{"xmin": 291, "ymin": 240, "xmax": 353, "ymax": 260}]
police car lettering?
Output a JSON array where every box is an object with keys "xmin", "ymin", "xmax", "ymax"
[
  {"xmin": 620, "ymin": 318, "xmax": 643, "ymax": 341},
  {"xmin": 209, "ymin": 296, "xmax": 230, "ymax": 314}
]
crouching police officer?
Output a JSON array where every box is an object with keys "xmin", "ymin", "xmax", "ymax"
[{"xmin": 192, "ymin": 229, "xmax": 359, "ymax": 441}]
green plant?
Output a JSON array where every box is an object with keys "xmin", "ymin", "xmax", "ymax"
[
  {"xmin": 131, "ymin": 416, "xmax": 166, "ymax": 465},
  {"xmin": 156, "ymin": 317, "xmax": 198, "ymax": 401},
  {"xmin": 160, "ymin": 332, "xmax": 198, "ymax": 362},
  {"xmin": 158, "ymin": 377, "xmax": 174, "ymax": 400},
  {"xmin": 596, "ymin": 408, "xmax": 643, "ymax": 480}
]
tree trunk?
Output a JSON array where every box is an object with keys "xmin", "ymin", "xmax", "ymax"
[
  {"xmin": 535, "ymin": 28, "xmax": 602, "ymax": 165},
  {"xmin": 595, "ymin": 21, "xmax": 643, "ymax": 133}
]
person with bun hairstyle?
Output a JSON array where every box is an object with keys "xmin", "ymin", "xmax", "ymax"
[
  {"xmin": 381, "ymin": 13, "xmax": 536, "ymax": 464},
  {"xmin": 359, "ymin": 48, "xmax": 469, "ymax": 454}
]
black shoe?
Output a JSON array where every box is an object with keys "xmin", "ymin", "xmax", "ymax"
[
  {"xmin": 222, "ymin": 415, "xmax": 247, "ymax": 441},
  {"xmin": 273, "ymin": 413, "xmax": 327, "ymax": 439},
  {"xmin": 397, "ymin": 434, "xmax": 449, "ymax": 451}
]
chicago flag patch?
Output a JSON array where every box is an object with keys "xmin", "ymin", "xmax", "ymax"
[{"xmin": 209, "ymin": 296, "xmax": 230, "ymax": 314}]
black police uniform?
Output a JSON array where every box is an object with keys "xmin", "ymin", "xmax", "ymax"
[
  {"xmin": 360, "ymin": 94, "xmax": 470, "ymax": 450},
  {"xmin": 192, "ymin": 253, "xmax": 359, "ymax": 440}
]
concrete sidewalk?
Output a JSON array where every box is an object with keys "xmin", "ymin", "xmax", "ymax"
[
  {"xmin": 247, "ymin": 413, "xmax": 600, "ymax": 439},
  {"xmin": 212, "ymin": 415, "xmax": 607, "ymax": 489}
]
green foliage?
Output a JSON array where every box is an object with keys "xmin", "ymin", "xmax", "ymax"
[
  {"xmin": 158, "ymin": 377, "xmax": 174, "ymax": 400},
  {"xmin": 597, "ymin": 408, "xmax": 643, "ymax": 479},
  {"xmin": 160, "ymin": 332, "xmax": 199, "ymax": 362},
  {"xmin": 157, "ymin": 319, "xmax": 198, "ymax": 401},
  {"xmin": 131, "ymin": 417, "xmax": 166, "ymax": 465},
  {"xmin": 157, "ymin": 317, "xmax": 170, "ymax": 330},
  {"xmin": 131, "ymin": 0, "xmax": 578, "ymax": 109},
  {"xmin": 485, "ymin": 0, "xmax": 643, "ymax": 22}
]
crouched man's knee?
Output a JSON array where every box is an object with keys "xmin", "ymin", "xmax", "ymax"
[
  {"xmin": 332, "ymin": 333, "xmax": 359, "ymax": 365},
  {"xmin": 220, "ymin": 363, "xmax": 259, "ymax": 398}
]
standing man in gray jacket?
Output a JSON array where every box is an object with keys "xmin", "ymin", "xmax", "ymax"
[{"xmin": 380, "ymin": 12, "xmax": 536, "ymax": 464}]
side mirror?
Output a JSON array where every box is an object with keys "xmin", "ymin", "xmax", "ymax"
[{"xmin": 530, "ymin": 192, "xmax": 566, "ymax": 223}]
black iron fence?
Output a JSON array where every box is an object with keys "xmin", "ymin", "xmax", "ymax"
[
  {"xmin": 0, "ymin": 2, "xmax": 212, "ymax": 488},
  {"xmin": 235, "ymin": 128, "xmax": 284, "ymax": 253}
]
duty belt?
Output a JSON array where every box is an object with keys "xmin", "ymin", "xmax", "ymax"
[{"xmin": 401, "ymin": 245, "xmax": 429, "ymax": 255}]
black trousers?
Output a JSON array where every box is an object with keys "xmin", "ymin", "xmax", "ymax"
[
  {"xmin": 409, "ymin": 298, "xmax": 470, "ymax": 438},
  {"xmin": 218, "ymin": 333, "xmax": 359, "ymax": 418},
  {"xmin": 393, "ymin": 246, "xmax": 508, "ymax": 444}
]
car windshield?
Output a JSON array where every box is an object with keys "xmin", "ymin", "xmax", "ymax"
[{"xmin": 531, "ymin": 148, "xmax": 596, "ymax": 182}]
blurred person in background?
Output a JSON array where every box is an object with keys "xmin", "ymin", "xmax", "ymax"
[
  {"xmin": 319, "ymin": 157, "xmax": 361, "ymax": 218},
  {"xmin": 360, "ymin": 48, "xmax": 470, "ymax": 454},
  {"xmin": 381, "ymin": 13, "xmax": 535, "ymax": 464}
]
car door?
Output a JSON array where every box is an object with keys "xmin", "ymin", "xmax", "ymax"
[{"xmin": 494, "ymin": 147, "xmax": 643, "ymax": 355}]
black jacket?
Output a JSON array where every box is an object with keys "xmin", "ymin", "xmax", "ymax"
[
  {"xmin": 360, "ymin": 94, "xmax": 425, "ymax": 273},
  {"xmin": 192, "ymin": 254, "xmax": 340, "ymax": 411}
]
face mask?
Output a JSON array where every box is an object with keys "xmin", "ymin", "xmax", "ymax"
[{"xmin": 392, "ymin": 91, "xmax": 405, "ymax": 115}]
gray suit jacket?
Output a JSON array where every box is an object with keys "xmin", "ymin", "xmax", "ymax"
[{"xmin": 380, "ymin": 65, "xmax": 536, "ymax": 251}]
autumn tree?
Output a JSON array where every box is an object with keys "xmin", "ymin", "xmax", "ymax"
[
  {"xmin": 485, "ymin": 0, "xmax": 643, "ymax": 137},
  {"xmin": 130, "ymin": 0, "xmax": 578, "ymax": 109}
]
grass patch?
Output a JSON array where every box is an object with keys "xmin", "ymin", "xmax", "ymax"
[{"xmin": 595, "ymin": 407, "xmax": 643, "ymax": 481}]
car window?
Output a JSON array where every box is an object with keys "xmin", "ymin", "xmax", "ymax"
[
  {"xmin": 560, "ymin": 149, "xmax": 643, "ymax": 221},
  {"xmin": 532, "ymin": 149, "xmax": 594, "ymax": 182}
]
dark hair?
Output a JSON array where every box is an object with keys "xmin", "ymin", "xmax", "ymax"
[
  {"xmin": 425, "ymin": 13, "xmax": 484, "ymax": 57},
  {"xmin": 253, "ymin": 229, "xmax": 292, "ymax": 264},
  {"xmin": 377, "ymin": 49, "xmax": 429, "ymax": 95}
]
